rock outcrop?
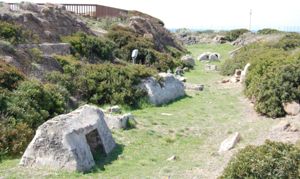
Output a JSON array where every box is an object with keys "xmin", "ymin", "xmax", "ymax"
[
  {"xmin": 0, "ymin": 2, "xmax": 93, "ymax": 42},
  {"xmin": 20, "ymin": 105, "xmax": 116, "ymax": 172},
  {"xmin": 283, "ymin": 101, "xmax": 300, "ymax": 116},
  {"xmin": 128, "ymin": 11, "xmax": 185, "ymax": 53},
  {"xmin": 140, "ymin": 73, "xmax": 185, "ymax": 106}
]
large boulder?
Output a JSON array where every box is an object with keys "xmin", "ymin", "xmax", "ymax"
[
  {"xmin": 140, "ymin": 73, "xmax": 185, "ymax": 106},
  {"xmin": 20, "ymin": 105, "xmax": 116, "ymax": 172},
  {"xmin": 181, "ymin": 55, "xmax": 195, "ymax": 67}
]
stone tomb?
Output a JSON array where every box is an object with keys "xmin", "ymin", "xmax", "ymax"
[{"xmin": 20, "ymin": 105, "xmax": 116, "ymax": 172}]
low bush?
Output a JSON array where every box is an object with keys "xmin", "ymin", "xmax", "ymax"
[
  {"xmin": 220, "ymin": 140, "xmax": 300, "ymax": 179},
  {"xmin": 0, "ymin": 121, "xmax": 33, "ymax": 157},
  {"xmin": 7, "ymin": 80, "xmax": 69, "ymax": 129},
  {"xmin": 62, "ymin": 32, "xmax": 116, "ymax": 63},
  {"xmin": 274, "ymin": 33, "xmax": 300, "ymax": 51},
  {"xmin": 0, "ymin": 21, "xmax": 25, "ymax": 44},
  {"xmin": 224, "ymin": 29, "xmax": 250, "ymax": 42},
  {"xmin": 257, "ymin": 28, "xmax": 281, "ymax": 35},
  {"xmin": 106, "ymin": 25, "xmax": 180, "ymax": 71},
  {"xmin": 0, "ymin": 60, "xmax": 25, "ymax": 90},
  {"xmin": 244, "ymin": 49, "xmax": 300, "ymax": 117},
  {"xmin": 75, "ymin": 64, "xmax": 157, "ymax": 107}
]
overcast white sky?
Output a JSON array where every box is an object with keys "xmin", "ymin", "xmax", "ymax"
[{"xmin": 6, "ymin": 0, "xmax": 300, "ymax": 30}]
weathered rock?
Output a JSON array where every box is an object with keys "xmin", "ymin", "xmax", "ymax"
[
  {"xmin": 213, "ymin": 35, "xmax": 227, "ymax": 44},
  {"xmin": 104, "ymin": 113, "xmax": 134, "ymax": 129},
  {"xmin": 197, "ymin": 52, "xmax": 210, "ymax": 61},
  {"xmin": 108, "ymin": 105, "xmax": 121, "ymax": 114},
  {"xmin": 283, "ymin": 101, "xmax": 300, "ymax": 116},
  {"xmin": 184, "ymin": 83, "xmax": 204, "ymax": 91},
  {"xmin": 176, "ymin": 75, "xmax": 186, "ymax": 82},
  {"xmin": 181, "ymin": 55, "xmax": 195, "ymax": 67},
  {"xmin": 20, "ymin": 105, "xmax": 116, "ymax": 172},
  {"xmin": 19, "ymin": 2, "xmax": 40, "ymax": 12},
  {"xmin": 183, "ymin": 67, "xmax": 189, "ymax": 72},
  {"xmin": 175, "ymin": 67, "xmax": 184, "ymax": 76},
  {"xmin": 140, "ymin": 73, "xmax": 185, "ymax": 106},
  {"xmin": 166, "ymin": 155, "xmax": 177, "ymax": 161},
  {"xmin": 204, "ymin": 64, "xmax": 217, "ymax": 71},
  {"xmin": 240, "ymin": 63, "xmax": 251, "ymax": 82},
  {"xmin": 271, "ymin": 121, "xmax": 298, "ymax": 132},
  {"xmin": 209, "ymin": 53, "xmax": 219, "ymax": 61},
  {"xmin": 218, "ymin": 132, "xmax": 240, "ymax": 153}
]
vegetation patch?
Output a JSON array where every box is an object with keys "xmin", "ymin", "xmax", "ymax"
[
  {"xmin": 224, "ymin": 28, "xmax": 249, "ymax": 42},
  {"xmin": 220, "ymin": 140, "xmax": 300, "ymax": 179}
]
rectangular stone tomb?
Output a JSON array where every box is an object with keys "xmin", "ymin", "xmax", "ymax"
[{"xmin": 20, "ymin": 104, "xmax": 116, "ymax": 172}]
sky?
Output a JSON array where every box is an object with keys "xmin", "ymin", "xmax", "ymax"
[{"xmin": 6, "ymin": 0, "xmax": 300, "ymax": 30}]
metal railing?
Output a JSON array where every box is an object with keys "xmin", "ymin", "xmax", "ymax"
[{"xmin": 7, "ymin": 3, "xmax": 127, "ymax": 18}]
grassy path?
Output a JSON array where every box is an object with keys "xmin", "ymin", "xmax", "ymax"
[{"xmin": 0, "ymin": 44, "xmax": 277, "ymax": 179}]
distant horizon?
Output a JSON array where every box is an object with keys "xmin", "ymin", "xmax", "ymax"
[{"xmin": 5, "ymin": 0, "xmax": 300, "ymax": 32}]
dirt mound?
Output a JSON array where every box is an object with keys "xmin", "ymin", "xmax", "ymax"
[
  {"xmin": 0, "ymin": 2, "xmax": 93, "ymax": 43},
  {"xmin": 128, "ymin": 11, "xmax": 185, "ymax": 52}
]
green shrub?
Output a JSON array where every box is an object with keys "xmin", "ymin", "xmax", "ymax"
[
  {"xmin": 225, "ymin": 29, "xmax": 250, "ymax": 42},
  {"xmin": 274, "ymin": 33, "xmax": 300, "ymax": 51},
  {"xmin": 106, "ymin": 25, "xmax": 180, "ymax": 71},
  {"xmin": 75, "ymin": 64, "xmax": 157, "ymax": 107},
  {"xmin": 0, "ymin": 21, "xmax": 25, "ymax": 44},
  {"xmin": 0, "ymin": 121, "xmax": 33, "ymax": 157},
  {"xmin": 220, "ymin": 140, "xmax": 300, "ymax": 179},
  {"xmin": 244, "ymin": 49, "xmax": 300, "ymax": 117},
  {"xmin": 220, "ymin": 43, "xmax": 266, "ymax": 76},
  {"xmin": 7, "ymin": 80, "xmax": 69, "ymax": 129},
  {"xmin": 62, "ymin": 32, "xmax": 116, "ymax": 62},
  {"xmin": 257, "ymin": 28, "xmax": 281, "ymax": 35},
  {"xmin": 0, "ymin": 61, "xmax": 25, "ymax": 90},
  {"xmin": 29, "ymin": 48, "xmax": 43, "ymax": 62}
]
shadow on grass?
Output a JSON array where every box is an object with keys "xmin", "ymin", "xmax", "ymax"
[
  {"xmin": 158, "ymin": 94, "xmax": 193, "ymax": 107},
  {"xmin": 90, "ymin": 143, "xmax": 124, "ymax": 172}
]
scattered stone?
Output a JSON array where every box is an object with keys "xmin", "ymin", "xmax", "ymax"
[
  {"xmin": 197, "ymin": 52, "xmax": 210, "ymax": 61},
  {"xmin": 181, "ymin": 55, "xmax": 195, "ymax": 67},
  {"xmin": 204, "ymin": 64, "xmax": 217, "ymax": 71},
  {"xmin": 209, "ymin": 53, "xmax": 219, "ymax": 61},
  {"xmin": 20, "ymin": 105, "xmax": 116, "ymax": 172},
  {"xmin": 271, "ymin": 121, "xmax": 298, "ymax": 132},
  {"xmin": 139, "ymin": 73, "xmax": 185, "ymax": 106},
  {"xmin": 175, "ymin": 67, "xmax": 184, "ymax": 76},
  {"xmin": 105, "ymin": 113, "xmax": 135, "ymax": 129},
  {"xmin": 221, "ymin": 79, "xmax": 230, "ymax": 83},
  {"xmin": 184, "ymin": 83, "xmax": 204, "ymax": 91},
  {"xmin": 183, "ymin": 67, "xmax": 189, "ymax": 72},
  {"xmin": 176, "ymin": 76, "xmax": 187, "ymax": 82},
  {"xmin": 218, "ymin": 132, "xmax": 240, "ymax": 153},
  {"xmin": 108, "ymin": 105, "xmax": 121, "ymax": 113},
  {"xmin": 283, "ymin": 101, "xmax": 300, "ymax": 116},
  {"xmin": 161, "ymin": 113, "xmax": 173, "ymax": 116},
  {"xmin": 167, "ymin": 155, "xmax": 177, "ymax": 161},
  {"xmin": 213, "ymin": 35, "xmax": 227, "ymax": 44}
]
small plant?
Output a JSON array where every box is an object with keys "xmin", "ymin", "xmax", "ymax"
[
  {"xmin": 29, "ymin": 48, "xmax": 43, "ymax": 62},
  {"xmin": 220, "ymin": 140, "xmax": 300, "ymax": 179}
]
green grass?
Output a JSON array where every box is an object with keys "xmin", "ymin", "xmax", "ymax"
[{"xmin": 0, "ymin": 44, "xmax": 277, "ymax": 178}]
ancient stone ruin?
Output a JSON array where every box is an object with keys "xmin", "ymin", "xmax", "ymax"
[
  {"xmin": 20, "ymin": 105, "xmax": 116, "ymax": 172},
  {"xmin": 140, "ymin": 73, "xmax": 185, "ymax": 106}
]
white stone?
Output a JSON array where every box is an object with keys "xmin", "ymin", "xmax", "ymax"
[
  {"xmin": 140, "ymin": 73, "xmax": 185, "ymax": 106},
  {"xmin": 184, "ymin": 83, "xmax": 204, "ymax": 91},
  {"xmin": 105, "ymin": 113, "xmax": 134, "ymax": 129},
  {"xmin": 197, "ymin": 52, "xmax": 210, "ymax": 61},
  {"xmin": 218, "ymin": 132, "xmax": 240, "ymax": 153},
  {"xmin": 283, "ymin": 101, "xmax": 300, "ymax": 116},
  {"xmin": 181, "ymin": 55, "xmax": 195, "ymax": 67},
  {"xmin": 108, "ymin": 105, "xmax": 121, "ymax": 113},
  {"xmin": 20, "ymin": 105, "xmax": 116, "ymax": 172}
]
